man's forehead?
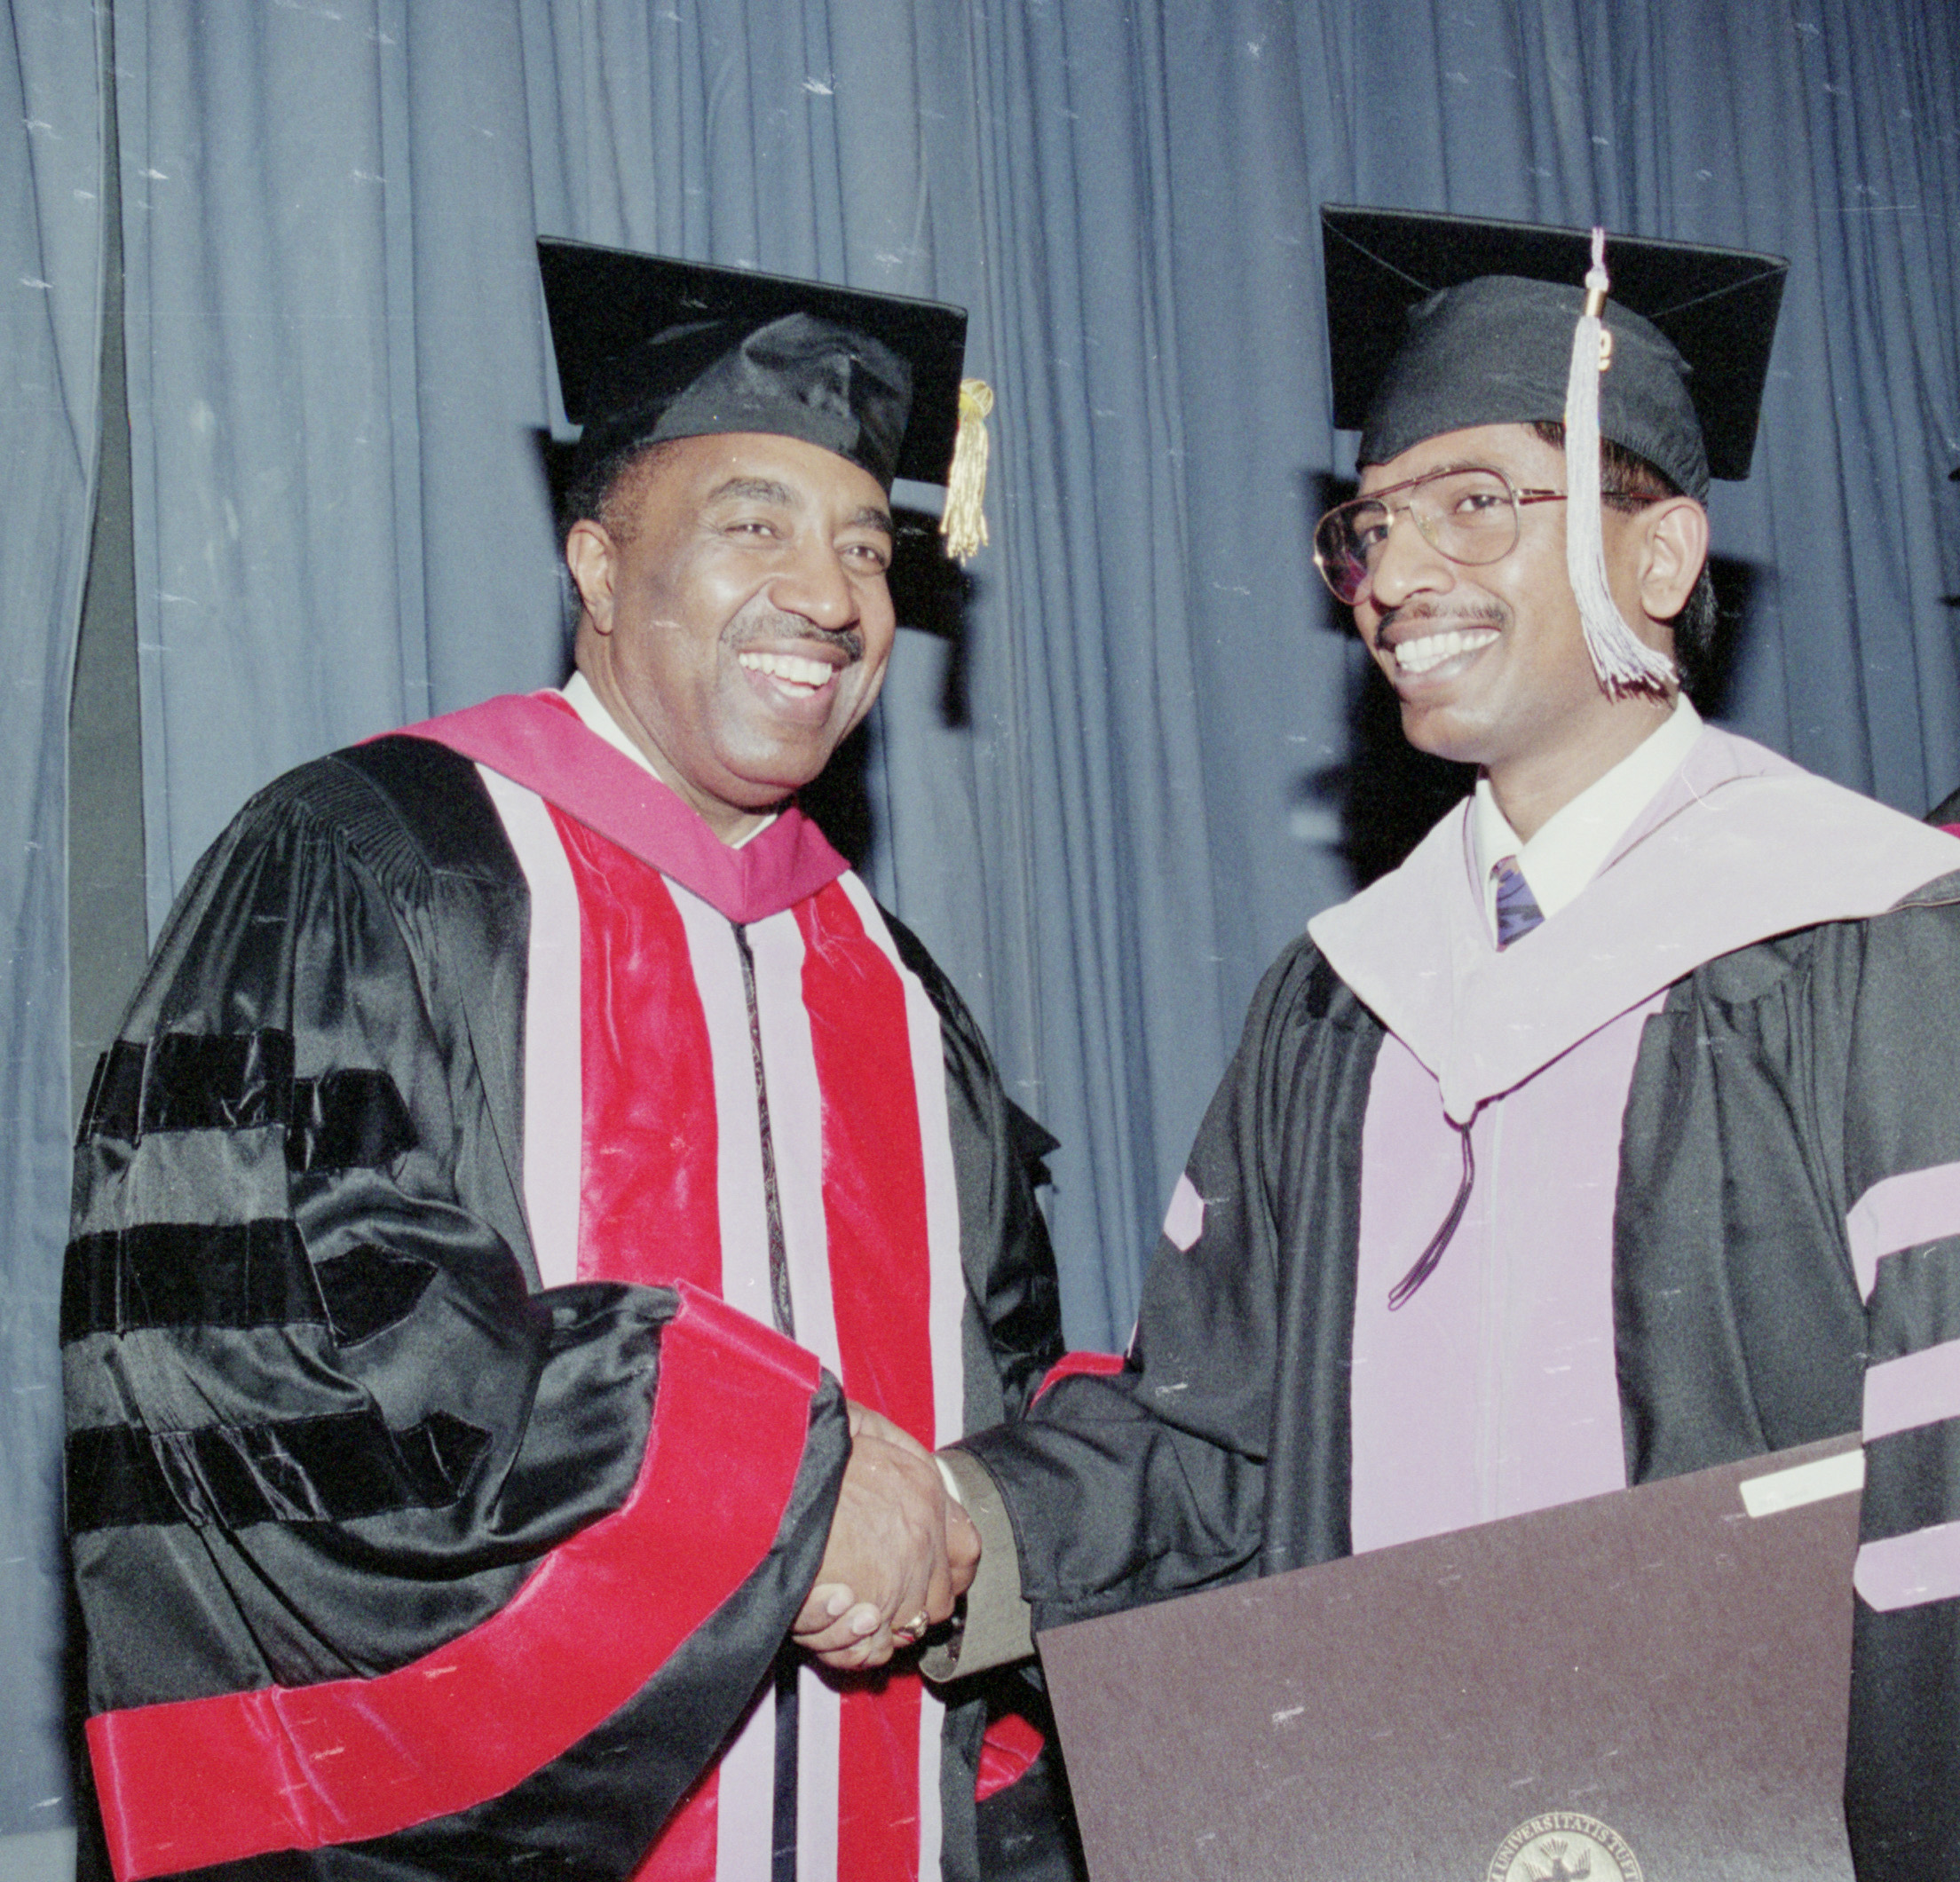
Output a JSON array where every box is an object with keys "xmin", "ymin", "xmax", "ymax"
[
  {"xmin": 636, "ymin": 431, "xmax": 893, "ymax": 521},
  {"xmin": 699, "ymin": 475, "xmax": 895, "ymax": 535},
  {"xmin": 1357, "ymin": 421, "xmax": 1557, "ymax": 490}
]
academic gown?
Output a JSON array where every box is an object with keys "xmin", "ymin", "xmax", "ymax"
[
  {"xmin": 959, "ymin": 725, "xmax": 1960, "ymax": 1879},
  {"xmin": 64, "ymin": 693, "xmax": 1066, "ymax": 1882}
]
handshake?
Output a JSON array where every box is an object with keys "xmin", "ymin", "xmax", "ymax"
[{"xmin": 792, "ymin": 1402, "xmax": 982, "ymax": 1672}]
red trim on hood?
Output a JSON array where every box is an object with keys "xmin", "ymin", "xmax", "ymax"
[{"xmin": 397, "ymin": 691, "xmax": 848, "ymax": 923}]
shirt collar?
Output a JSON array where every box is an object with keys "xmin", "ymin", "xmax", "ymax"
[
  {"xmin": 1471, "ymin": 693, "xmax": 1703, "ymax": 937},
  {"xmin": 561, "ymin": 670, "xmax": 778, "ymax": 850}
]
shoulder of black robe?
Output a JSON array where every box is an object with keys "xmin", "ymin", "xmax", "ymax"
[
  {"xmin": 955, "ymin": 935, "xmax": 1385, "ymax": 1632},
  {"xmin": 1615, "ymin": 922, "xmax": 1869, "ymax": 1483},
  {"xmin": 65, "ymin": 739, "xmax": 850, "ymax": 1882},
  {"xmin": 880, "ymin": 905, "xmax": 1066, "ymax": 1429}
]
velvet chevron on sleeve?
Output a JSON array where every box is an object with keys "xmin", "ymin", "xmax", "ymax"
[
  {"xmin": 1826, "ymin": 887, "xmax": 1960, "ymax": 1880},
  {"xmin": 1609, "ymin": 880, "xmax": 1960, "ymax": 1877},
  {"xmin": 63, "ymin": 743, "xmax": 851, "ymax": 1882}
]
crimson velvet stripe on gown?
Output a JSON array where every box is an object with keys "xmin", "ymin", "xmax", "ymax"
[
  {"xmin": 797, "ymin": 883, "xmax": 937, "ymax": 1882},
  {"xmin": 551, "ymin": 804, "xmax": 733, "ymax": 1879},
  {"xmin": 556, "ymin": 822, "xmax": 946, "ymax": 1879}
]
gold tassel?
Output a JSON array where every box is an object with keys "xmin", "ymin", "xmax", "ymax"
[{"xmin": 938, "ymin": 378, "xmax": 994, "ymax": 564}]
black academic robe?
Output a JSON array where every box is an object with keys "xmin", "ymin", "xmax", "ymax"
[
  {"xmin": 64, "ymin": 723, "xmax": 1066, "ymax": 1882},
  {"xmin": 962, "ymin": 732, "xmax": 1960, "ymax": 1881}
]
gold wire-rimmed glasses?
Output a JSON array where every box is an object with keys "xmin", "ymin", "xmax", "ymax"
[{"xmin": 1313, "ymin": 466, "xmax": 1569, "ymax": 605}]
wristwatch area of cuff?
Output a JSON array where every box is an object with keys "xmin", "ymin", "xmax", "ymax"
[{"xmin": 918, "ymin": 1444, "xmax": 1036, "ymax": 1682}]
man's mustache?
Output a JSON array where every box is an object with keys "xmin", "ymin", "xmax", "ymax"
[
  {"xmin": 1373, "ymin": 598, "xmax": 1507, "ymax": 638},
  {"xmin": 730, "ymin": 613, "xmax": 865, "ymax": 663}
]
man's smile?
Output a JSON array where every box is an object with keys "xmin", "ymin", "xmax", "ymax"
[
  {"xmin": 1371, "ymin": 601, "xmax": 1506, "ymax": 688},
  {"xmin": 1385, "ymin": 624, "xmax": 1501, "ymax": 676},
  {"xmin": 727, "ymin": 609, "xmax": 864, "ymax": 711},
  {"xmin": 737, "ymin": 647, "xmax": 843, "ymax": 693}
]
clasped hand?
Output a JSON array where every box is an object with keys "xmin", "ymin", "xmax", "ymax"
[{"xmin": 791, "ymin": 1403, "xmax": 979, "ymax": 1671}]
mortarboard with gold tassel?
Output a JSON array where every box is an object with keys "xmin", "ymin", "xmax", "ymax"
[{"xmin": 538, "ymin": 237, "xmax": 992, "ymax": 563}]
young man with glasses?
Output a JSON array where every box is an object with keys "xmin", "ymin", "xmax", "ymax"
[{"xmin": 928, "ymin": 209, "xmax": 1960, "ymax": 1877}]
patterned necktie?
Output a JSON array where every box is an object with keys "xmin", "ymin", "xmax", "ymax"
[{"xmin": 1492, "ymin": 854, "xmax": 1544, "ymax": 949}]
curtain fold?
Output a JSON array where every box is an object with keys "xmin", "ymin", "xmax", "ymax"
[
  {"xmin": 121, "ymin": 1, "xmax": 433, "ymax": 931},
  {"xmin": 1, "ymin": 0, "xmax": 100, "ymax": 1841}
]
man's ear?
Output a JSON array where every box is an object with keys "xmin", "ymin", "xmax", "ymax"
[
  {"xmin": 565, "ymin": 518, "xmax": 618, "ymax": 635},
  {"xmin": 1634, "ymin": 496, "xmax": 1710, "ymax": 624}
]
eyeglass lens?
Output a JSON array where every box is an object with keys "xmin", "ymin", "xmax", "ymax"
[{"xmin": 1315, "ymin": 468, "xmax": 1522, "ymax": 605}]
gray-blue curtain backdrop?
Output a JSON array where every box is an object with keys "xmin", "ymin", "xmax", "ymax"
[
  {"xmin": 2, "ymin": 0, "xmax": 100, "ymax": 1839},
  {"xmin": 4, "ymin": 0, "xmax": 1956, "ymax": 1842}
]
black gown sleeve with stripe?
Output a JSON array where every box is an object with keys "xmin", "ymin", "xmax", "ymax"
[
  {"xmin": 63, "ymin": 739, "xmax": 850, "ymax": 1881},
  {"xmin": 1613, "ymin": 879, "xmax": 1960, "ymax": 1879}
]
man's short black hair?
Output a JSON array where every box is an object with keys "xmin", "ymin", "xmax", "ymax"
[
  {"xmin": 558, "ymin": 436, "xmax": 636, "ymax": 546},
  {"xmin": 557, "ymin": 436, "xmax": 680, "ymax": 550},
  {"xmin": 1529, "ymin": 419, "xmax": 1718, "ymax": 684}
]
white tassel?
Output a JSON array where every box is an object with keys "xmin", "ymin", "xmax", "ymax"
[{"xmin": 1564, "ymin": 227, "xmax": 1676, "ymax": 695}]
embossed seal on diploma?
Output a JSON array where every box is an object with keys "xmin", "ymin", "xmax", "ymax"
[{"xmin": 1487, "ymin": 1812, "xmax": 1644, "ymax": 1882}]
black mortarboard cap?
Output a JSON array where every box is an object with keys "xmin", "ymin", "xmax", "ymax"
[
  {"xmin": 539, "ymin": 237, "xmax": 969, "ymax": 492},
  {"xmin": 1321, "ymin": 205, "xmax": 1788, "ymax": 497}
]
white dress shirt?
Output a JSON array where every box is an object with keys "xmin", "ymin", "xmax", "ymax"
[{"xmin": 1471, "ymin": 694, "xmax": 1703, "ymax": 942}]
